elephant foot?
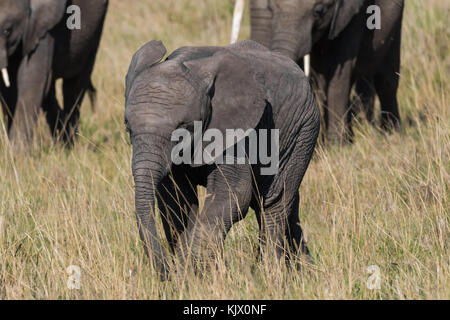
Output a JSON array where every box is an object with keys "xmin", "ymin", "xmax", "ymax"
[
  {"xmin": 290, "ymin": 249, "xmax": 314, "ymax": 269},
  {"xmin": 381, "ymin": 114, "xmax": 401, "ymax": 133},
  {"xmin": 144, "ymin": 248, "xmax": 170, "ymax": 281},
  {"xmin": 171, "ymin": 233, "xmax": 225, "ymax": 279},
  {"xmin": 8, "ymin": 134, "xmax": 34, "ymax": 154}
]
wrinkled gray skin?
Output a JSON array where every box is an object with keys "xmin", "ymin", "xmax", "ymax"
[
  {"xmin": 251, "ymin": 0, "xmax": 404, "ymax": 144},
  {"xmin": 125, "ymin": 40, "xmax": 320, "ymax": 277},
  {"xmin": 0, "ymin": 0, "xmax": 108, "ymax": 148}
]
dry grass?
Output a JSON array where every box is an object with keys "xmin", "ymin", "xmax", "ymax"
[{"xmin": 0, "ymin": 0, "xmax": 448, "ymax": 299}]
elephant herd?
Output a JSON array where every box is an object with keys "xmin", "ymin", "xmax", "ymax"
[
  {"xmin": 0, "ymin": 0, "xmax": 108, "ymax": 146},
  {"xmin": 0, "ymin": 0, "xmax": 405, "ymax": 278},
  {"xmin": 244, "ymin": 0, "xmax": 405, "ymax": 144}
]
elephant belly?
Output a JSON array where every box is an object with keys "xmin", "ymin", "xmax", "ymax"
[
  {"xmin": 356, "ymin": 33, "xmax": 396, "ymax": 76},
  {"xmin": 53, "ymin": 43, "xmax": 91, "ymax": 79}
]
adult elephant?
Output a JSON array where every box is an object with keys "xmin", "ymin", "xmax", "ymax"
[
  {"xmin": 125, "ymin": 40, "xmax": 320, "ymax": 277},
  {"xmin": 0, "ymin": 0, "xmax": 108, "ymax": 148},
  {"xmin": 245, "ymin": 0, "xmax": 405, "ymax": 144}
]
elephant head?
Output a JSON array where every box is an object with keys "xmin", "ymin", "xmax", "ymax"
[
  {"xmin": 125, "ymin": 41, "xmax": 270, "ymax": 274},
  {"xmin": 0, "ymin": 0, "xmax": 67, "ymax": 87},
  {"xmin": 268, "ymin": 0, "xmax": 366, "ymax": 62}
]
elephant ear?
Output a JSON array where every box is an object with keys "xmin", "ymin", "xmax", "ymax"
[
  {"xmin": 329, "ymin": 0, "xmax": 366, "ymax": 40},
  {"xmin": 23, "ymin": 0, "xmax": 68, "ymax": 55},
  {"xmin": 183, "ymin": 51, "xmax": 270, "ymax": 165},
  {"xmin": 125, "ymin": 40, "xmax": 167, "ymax": 98}
]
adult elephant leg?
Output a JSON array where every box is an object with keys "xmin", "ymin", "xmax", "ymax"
[
  {"xmin": 61, "ymin": 75, "xmax": 88, "ymax": 146},
  {"xmin": 355, "ymin": 77, "xmax": 376, "ymax": 124},
  {"xmin": 9, "ymin": 35, "xmax": 54, "ymax": 148},
  {"xmin": 175, "ymin": 164, "xmax": 252, "ymax": 267},
  {"xmin": 61, "ymin": 49, "xmax": 98, "ymax": 146},
  {"xmin": 374, "ymin": 75, "xmax": 400, "ymax": 131},
  {"xmin": 42, "ymin": 80, "xmax": 63, "ymax": 139},
  {"xmin": 374, "ymin": 30, "xmax": 402, "ymax": 131},
  {"xmin": 157, "ymin": 166, "xmax": 199, "ymax": 253},
  {"xmin": 326, "ymin": 59, "xmax": 356, "ymax": 145},
  {"xmin": 324, "ymin": 14, "xmax": 365, "ymax": 145}
]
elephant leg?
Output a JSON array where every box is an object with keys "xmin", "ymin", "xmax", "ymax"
[
  {"xmin": 374, "ymin": 35, "xmax": 402, "ymax": 131},
  {"xmin": 259, "ymin": 192, "xmax": 289, "ymax": 261},
  {"xmin": 61, "ymin": 51, "xmax": 97, "ymax": 146},
  {"xmin": 285, "ymin": 194, "xmax": 311, "ymax": 264},
  {"xmin": 9, "ymin": 35, "xmax": 54, "ymax": 148},
  {"xmin": 250, "ymin": 194, "xmax": 268, "ymax": 262},
  {"xmin": 157, "ymin": 167, "xmax": 198, "ymax": 252},
  {"xmin": 253, "ymin": 195, "xmax": 306, "ymax": 264},
  {"xmin": 355, "ymin": 76, "xmax": 376, "ymax": 124},
  {"xmin": 175, "ymin": 164, "xmax": 252, "ymax": 265},
  {"xmin": 326, "ymin": 59, "xmax": 356, "ymax": 145},
  {"xmin": 260, "ymin": 190, "xmax": 310, "ymax": 265},
  {"xmin": 258, "ymin": 186, "xmax": 298, "ymax": 262},
  {"xmin": 61, "ymin": 76, "xmax": 87, "ymax": 146},
  {"xmin": 261, "ymin": 109, "xmax": 319, "ymax": 263},
  {"xmin": 42, "ymin": 80, "xmax": 63, "ymax": 139}
]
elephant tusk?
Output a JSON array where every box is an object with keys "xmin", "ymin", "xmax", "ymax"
[
  {"xmin": 231, "ymin": 0, "xmax": 245, "ymax": 44},
  {"xmin": 1, "ymin": 68, "xmax": 10, "ymax": 88},
  {"xmin": 303, "ymin": 55, "xmax": 311, "ymax": 78}
]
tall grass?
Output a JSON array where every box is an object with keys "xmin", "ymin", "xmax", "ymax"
[{"xmin": 0, "ymin": 0, "xmax": 448, "ymax": 299}]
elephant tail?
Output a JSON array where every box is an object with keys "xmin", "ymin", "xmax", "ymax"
[{"xmin": 87, "ymin": 79, "xmax": 97, "ymax": 111}]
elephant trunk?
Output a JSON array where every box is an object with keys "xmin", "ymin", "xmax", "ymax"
[
  {"xmin": 271, "ymin": 35, "xmax": 301, "ymax": 61},
  {"xmin": 250, "ymin": 1, "xmax": 273, "ymax": 49},
  {"xmin": 132, "ymin": 135, "xmax": 171, "ymax": 276},
  {"xmin": 271, "ymin": 16, "xmax": 313, "ymax": 63}
]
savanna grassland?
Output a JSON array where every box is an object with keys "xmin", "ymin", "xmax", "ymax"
[{"xmin": 0, "ymin": 0, "xmax": 448, "ymax": 299}]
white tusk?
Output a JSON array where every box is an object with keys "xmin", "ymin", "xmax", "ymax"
[
  {"xmin": 1, "ymin": 68, "xmax": 10, "ymax": 88},
  {"xmin": 303, "ymin": 54, "xmax": 311, "ymax": 78},
  {"xmin": 231, "ymin": 0, "xmax": 245, "ymax": 44}
]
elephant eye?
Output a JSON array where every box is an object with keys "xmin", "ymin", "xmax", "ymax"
[
  {"xmin": 313, "ymin": 4, "xmax": 326, "ymax": 18},
  {"xmin": 2, "ymin": 27, "xmax": 12, "ymax": 37}
]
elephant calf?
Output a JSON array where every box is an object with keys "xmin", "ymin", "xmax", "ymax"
[{"xmin": 125, "ymin": 40, "xmax": 320, "ymax": 276}]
